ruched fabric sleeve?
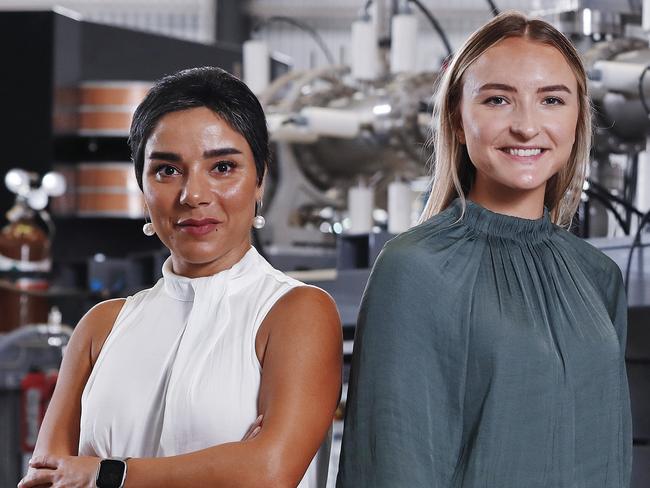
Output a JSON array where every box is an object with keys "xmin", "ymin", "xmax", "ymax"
[
  {"xmin": 604, "ymin": 264, "xmax": 633, "ymax": 488},
  {"xmin": 336, "ymin": 242, "xmax": 468, "ymax": 487},
  {"xmin": 604, "ymin": 265, "xmax": 628, "ymax": 351}
]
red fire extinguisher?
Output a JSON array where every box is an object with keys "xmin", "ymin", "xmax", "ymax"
[
  {"xmin": 20, "ymin": 368, "xmax": 57, "ymax": 474},
  {"xmin": 45, "ymin": 370, "xmax": 58, "ymax": 409}
]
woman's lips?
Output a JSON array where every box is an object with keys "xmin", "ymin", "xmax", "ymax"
[
  {"xmin": 499, "ymin": 147, "xmax": 547, "ymax": 163},
  {"xmin": 176, "ymin": 218, "xmax": 221, "ymax": 236}
]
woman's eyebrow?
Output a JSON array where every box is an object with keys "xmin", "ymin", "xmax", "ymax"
[
  {"xmin": 147, "ymin": 147, "xmax": 243, "ymax": 161},
  {"xmin": 149, "ymin": 151, "xmax": 180, "ymax": 161},
  {"xmin": 203, "ymin": 147, "xmax": 243, "ymax": 158},
  {"xmin": 477, "ymin": 82, "xmax": 516, "ymax": 93},
  {"xmin": 476, "ymin": 83, "xmax": 572, "ymax": 94},
  {"xmin": 537, "ymin": 84, "xmax": 572, "ymax": 94}
]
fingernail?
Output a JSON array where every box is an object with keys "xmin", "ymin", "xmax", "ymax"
[
  {"xmin": 252, "ymin": 426, "xmax": 261, "ymax": 435},
  {"xmin": 256, "ymin": 414, "xmax": 263, "ymax": 421}
]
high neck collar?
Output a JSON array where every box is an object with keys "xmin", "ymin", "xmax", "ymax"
[
  {"xmin": 450, "ymin": 198, "xmax": 553, "ymax": 243},
  {"xmin": 162, "ymin": 246, "xmax": 259, "ymax": 301}
]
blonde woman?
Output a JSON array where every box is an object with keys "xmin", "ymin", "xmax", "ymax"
[{"xmin": 337, "ymin": 11, "xmax": 631, "ymax": 487}]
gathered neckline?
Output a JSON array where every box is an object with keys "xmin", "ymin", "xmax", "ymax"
[
  {"xmin": 161, "ymin": 246, "xmax": 259, "ymax": 301},
  {"xmin": 449, "ymin": 198, "xmax": 554, "ymax": 243}
]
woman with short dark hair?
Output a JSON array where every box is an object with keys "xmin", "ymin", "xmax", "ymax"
[{"xmin": 20, "ymin": 66, "xmax": 342, "ymax": 488}]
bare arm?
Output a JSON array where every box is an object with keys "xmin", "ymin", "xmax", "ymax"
[
  {"xmin": 123, "ymin": 286, "xmax": 342, "ymax": 487},
  {"xmin": 23, "ymin": 286, "xmax": 342, "ymax": 488},
  {"xmin": 33, "ymin": 298, "xmax": 125, "ymax": 457}
]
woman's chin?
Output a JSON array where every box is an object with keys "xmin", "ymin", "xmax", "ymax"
[
  {"xmin": 499, "ymin": 173, "xmax": 549, "ymax": 193},
  {"xmin": 171, "ymin": 246, "xmax": 224, "ymax": 267}
]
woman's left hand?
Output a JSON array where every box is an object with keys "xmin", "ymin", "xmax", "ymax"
[{"xmin": 18, "ymin": 455, "xmax": 100, "ymax": 488}]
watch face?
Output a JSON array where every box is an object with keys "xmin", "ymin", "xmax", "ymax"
[{"xmin": 97, "ymin": 459, "xmax": 125, "ymax": 488}]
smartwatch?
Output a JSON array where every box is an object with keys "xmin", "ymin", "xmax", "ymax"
[{"xmin": 96, "ymin": 457, "xmax": 129, "ymax": 488}]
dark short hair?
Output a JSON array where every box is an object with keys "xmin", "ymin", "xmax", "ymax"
[{"xmin": 129, "ymin": 66, "xmax": 268, "ymax": 189}]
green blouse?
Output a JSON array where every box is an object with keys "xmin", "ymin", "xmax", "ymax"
[{"xmin": 337, "ymin": 199, "xmax": 632, "ymax": 487}]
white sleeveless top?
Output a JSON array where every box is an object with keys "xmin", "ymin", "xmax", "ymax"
[{"xmin": 79, "ymin": 247, "xmax": 327, "ymax": 487}]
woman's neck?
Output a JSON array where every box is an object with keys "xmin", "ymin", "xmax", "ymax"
[
  {"xmin": 171, "ymin": 240, "xmax": 252, "ymax": 278},
  {"xmin": 467, "ymin": 179, "xmax": 546, "ymax": 220}
]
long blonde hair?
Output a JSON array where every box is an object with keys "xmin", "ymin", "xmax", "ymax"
[{"xmin": 419, "ymin": 11, "xmax": 591, "ymax": 227}]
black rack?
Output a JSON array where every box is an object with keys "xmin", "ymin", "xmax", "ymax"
[{"xmin": 0, "ymin": 10, "xmax": 246, "ymax": 324}]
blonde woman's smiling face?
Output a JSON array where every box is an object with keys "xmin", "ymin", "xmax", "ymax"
[{"xmin": 457, "ymin": 36, "xmax": 579, "ymax": 199}]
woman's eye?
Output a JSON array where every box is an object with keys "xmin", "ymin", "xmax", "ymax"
[
  {"xmin": 543, "ymin": 96, "xmax": 565, "ymax": 105},
  {"xmin": 485, "ymin": 96, "xmax": 508, "ymax": 106},
  {"xmin": 155, "ymin": 165, "xmax": 180, "ymax": 177},
  {"xmin": 214, "ymin": 162, "xmax": 235, "ymax": 174}
]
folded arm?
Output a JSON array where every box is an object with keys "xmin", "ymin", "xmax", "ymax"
[{"xmin": 21, "ymin": 286, "xmax": 342, "ymax": 488}]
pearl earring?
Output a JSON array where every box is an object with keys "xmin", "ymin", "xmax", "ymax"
[
  {"xmin": 253, "ymin": 215, "xmax": 266, "ymax": 229},
  {"xmin": 253, "ymin": 201, "xmax": 265, "ymax": 229},
  {"xmin": 142, "ymin": 222, "xmax": 156, "ymax": 236}
]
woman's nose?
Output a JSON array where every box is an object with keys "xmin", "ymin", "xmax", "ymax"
[
  {"xmin": 510, "ymin": 105, "xmax": 540, "ymax": 139},
  {"xmin": 179, "ymin": 172, "xmax": 211, "ymax": 207}
]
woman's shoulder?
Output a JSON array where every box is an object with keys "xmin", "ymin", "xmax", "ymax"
[
  {"xmin": 76, "ymin": 281, "xmax": 161, "ymax": 365},
  {"xmin": 552, "ymin": 227, "xmax": 623, "ymax": 287},
  {"xmin": 241, "ymin": 252, "xmax": 337, "ymax": 317},
  {"xmin": 77, "ymin": 298, "xmax": 127, "ymax": 336},
  {"xmin": 257, "ymin": 285, "xmax": 341, "ymax": 365},
  {"xmin": 255, "ymin": 257, "xmax": 337, "ymax": 318},
  {"xmin": 376, "ymin": 207, "xmax": 468, "ymax": 270},
  {"xmin": 270, "ymin": 285, "xmax": 338, "ymax": 318},
  {"xmin": 72, "ymin": 298, "xmax": 127, "ymax": 366}
]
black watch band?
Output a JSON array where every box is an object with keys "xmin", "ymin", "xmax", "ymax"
[{"xmin": 96, "ymin": 458, "xmax": 129, "ymax": 488}]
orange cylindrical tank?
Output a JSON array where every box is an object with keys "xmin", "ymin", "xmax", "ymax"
[{"xmin": 0, "ymin": 214, "xmax": 50, "ymax": 332}]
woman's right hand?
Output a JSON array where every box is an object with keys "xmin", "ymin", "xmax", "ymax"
[
  {"xmin": 18, "ymin": 454, "xmax": 100, "ymax": 488},
  {"xmin": 17, "ymin": 466, "xmax": 50, "ymax": 488}
]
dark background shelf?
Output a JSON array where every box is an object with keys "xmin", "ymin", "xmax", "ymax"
[
  {"xmin": 0, "ymin": 10, "xmax": 242, "ymax": 223},
  {"xmin": 53, "ymin": 135, "xmax": 132, "ymax": 162},
  {"xmin": 0, "ymin": 10, "xmax": 253, "ymax": 325}
]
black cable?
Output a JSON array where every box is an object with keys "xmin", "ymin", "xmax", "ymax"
[
  {"xmin": 584, "ymin": 188, "xmax": 631, "ymax": 234},
  {"xmin": 360, "ymin": 0, "xmax": 453, "ymax": 59},
  {"xmin": 623, "ymin": 153, "xmax": 639, "ymax": 230},
  {"xmin": 624, "ymin": 209, "xmax": 650, "ymax": 295},
  {"xmin": 486, "ymin": 0, "xmax": 500, "ymax": 16},
  {"xmin": 638, "ymin": 64, "xmax": 650, "ymax": 116},
  {"xmin": 588, "ymin": 179, "xmax": 644, "ymax": 216},
  {"xmin": 408, "ymin": 0, "xmax": 453, "ymax": 58},
  {"xmin": 253, "ymin": 16, "xmax": 336, "ymax": 66},
  {"xmin": 586, "ymin": 179, "xmax": 644, "ymax": 234}
]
